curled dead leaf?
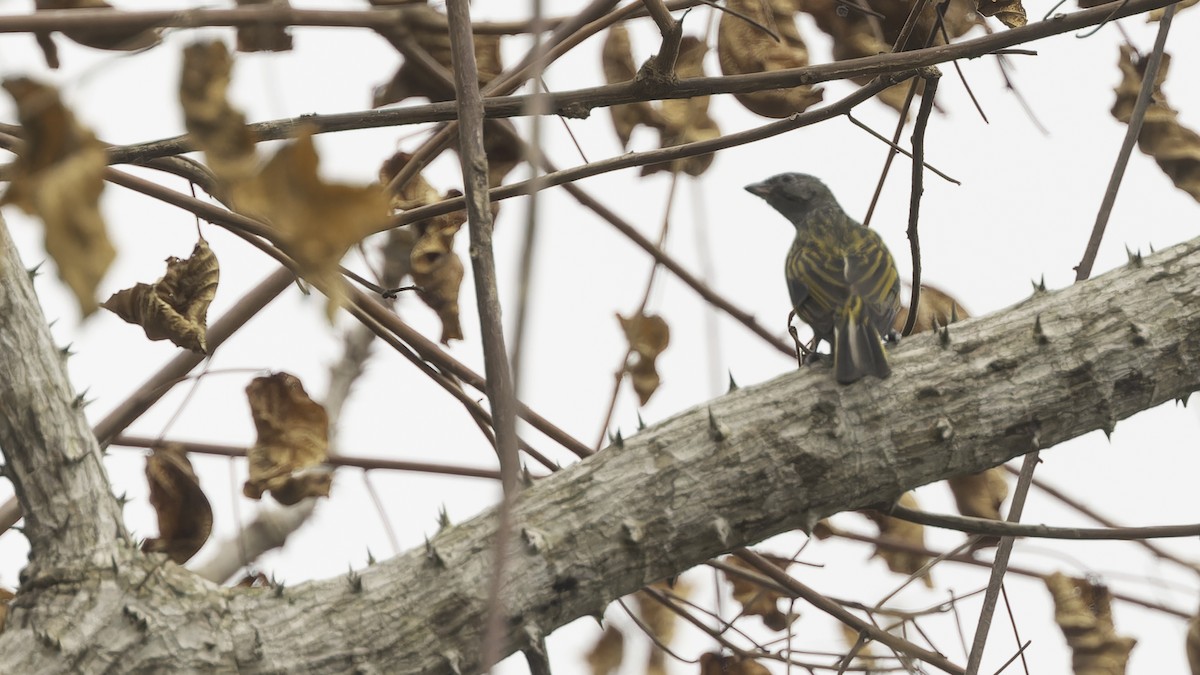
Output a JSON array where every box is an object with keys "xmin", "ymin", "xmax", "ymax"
[
  {"xmin": 641, "ymin": 37, "xmax": 719, "ymax": 177},
  {"xmin": 411, "ymin": 192, "xmax": 467, "ymax": 344},
  {"xmin": 601, "ymin": 25, "xmax": 667, "ymax": 148},
  {"xmin": 1045, "ymin": 572, "xmax": 1137, "ymax": 672},
  {"xmin": 718, "ymin": 0, "xmax": 824, "ymax": 118},
  {"xmin": 699, "ymin": 652, "xmax": 771, "ymax": 675},
  {"xmin": 1, "ymin": 77, "xmax": 113, "ymax": 316},
  {"xmin": 618, "ymin": 312, "xmax": 670, "ymax": 405},
  {"xmin": 244, "ymin": 372, "xmax": 332, "ymax": 505},
  {"xmin": 721, "ymin": 554, "xmax": 798, "ymax": 631},
  {"xmin": 142, "ymin": 444, "xmax": 214, "ymax": 564},
  {"xmin": 861, "ymin": 492, "xmax": 933, "ymax": 587},
  {"xmin": 103, "ymin": 238, "xmax": 219, "ymax": 353},
  {"xmin": 1113, "ymin": 46, "xmax": 1200, "ymax": 204},
  {"xmin": 378, "ymin": 154, "xmax": 467, "ymax": 343},
  {"xmin": 586, "ymin": 624, "xmax": 625, "ymax": 675}
]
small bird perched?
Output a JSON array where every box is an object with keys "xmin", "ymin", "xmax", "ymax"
[{"xmin": 745, "ymin": 173, "xmax": 901, "ymax": 384}]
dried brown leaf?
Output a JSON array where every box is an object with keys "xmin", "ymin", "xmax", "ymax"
[
  {"xmin": 379, "ymin": 155, "xmax": 467, "ymax": 342},
  {"xmin": 250, "ymin": 129, "xmax": 392, "ymax": 314},
  {"xmin": 977, "ymin": 0, "xmax": 1027, "ymax": 27},
  {"xmin": 35, "ymin": 0, "xmax": 161, "ymax": 61},
  {"xmin": 722, "ymin": 554, "xmax": 798, "ymax": 631},
  {"xmin": 632, "ymin": 579, "xmax": 691, "ymax": 672},
  {"xmin": 142, "ymin": 444, "xmax": 213, "ymax": 564},
  {"xmin": 602, "ymin": 25, "xmax": 666, "ymax": 148},
  {"xmin": 235, "ymin": 0, "xmax": 294, "ymax": 52},
  {"xmin": 180, "ymin": 42, "xmax": 258, "ymax": 182},
  {"xmin": 892, "ymin": 283, "xmax": 969, "ymax": 334},
  {"xmin": 618, "ymin": 312, "xmax": 670, "ymax": 405},
  {"xmin": 861, "ymin": 492, "xmax": 933, "ymax": 587},
  {"xmin": 1, "ymin": 77, "xmax": 113, "ymax": 316},
  {"xmin": 718, "ymin": 0, "xmax": 824, "ymax": 118},
  {"xmin": 372, "ymin": 4, "xmax": 502, "ymax": 106},
  {"xmin": 641, "ymin": 37, "xmax": 720, "ymax": 177},
  {"xmin": 1113, "ymin": 46, "xmax": 1200, "ymax": 204},
  {"xmin": 1045, "ymin": 572, "xmax": 1137, "ymax": 673},
  {"xmin": 840, "ymin": 624, "xmax": 880, "ymax": 671},
  {"xmin": 411, "ymin": 193, "xmax": 467, "ymax": 344},
  {"xmin": 586, "ymin": 625, "xmax": 625, "ymax": 675},
  {"xmin": 947, "ymin": 467, "xmax": 1008, "ymax": 521},
  {"xmin": 103, "ymin": 238, "xmax": 219, "ymax": 353},
  {"xmin": 699, "ymin": 652, "xmax": 772, "ymax": 675},
  {"xmin": 244, "ymin": 372, "xmax": 332, "ymax": 505}
]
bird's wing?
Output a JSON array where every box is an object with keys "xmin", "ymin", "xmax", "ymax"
[
  {"xmin": 843, "ymin": 230, "xmax": 900, "ymax": 330},
  {"xmin": 786, "ymin": 241, "xmax": 849, "ymax": 337}
]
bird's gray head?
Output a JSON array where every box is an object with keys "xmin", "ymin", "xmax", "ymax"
[{"xmin": 744, "ymin": 172, "xmax": 839, "ymax": 224}]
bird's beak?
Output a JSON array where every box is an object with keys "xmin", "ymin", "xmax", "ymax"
[{"xmin": 744, "ymin": 181, "xmax": 771, "ymax": 198}]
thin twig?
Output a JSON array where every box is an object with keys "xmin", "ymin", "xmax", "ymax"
[
  {"xmin": 964, "ymin": 449, "xmax": 1040, "ymax": 674},
  {"xmin": 823, "ymin": 524, "xmax": 1193, "ymax": 619},
  {"xmin": 1074, "ymin": 2, "xmax": 1176, "ymax": 281},
  {"xmin": 901, "ymin": 68, "xmax": 940, "ymax": 337},
  {"xmin": 444, "ymin": 2, "xmax": 523, "ymax": 669},
  {"xmin": 845, "ymin": 113, "xmax": 960, "ymax": 185},
  {"xmin": 885, "ymin": 501, "xmax": 1200, "ymax": 540},
  {"xmin": 111, "ymin": 435, "xmax": 509, "ymax": 480}
]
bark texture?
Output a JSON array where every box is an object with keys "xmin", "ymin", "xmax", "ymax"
[{"xmin": 0, "ymin": 214, "xmax": 1198, "ymax": 672}]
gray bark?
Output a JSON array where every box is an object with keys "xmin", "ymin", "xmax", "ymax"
[{"xmin": 1, "ymin": 212, "xmax": 1198, "ymax": 673}]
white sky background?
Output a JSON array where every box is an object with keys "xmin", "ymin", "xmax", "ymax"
[{"xmin": 0, "ymin": 0, "xmax": 1198, "ymax": 673}]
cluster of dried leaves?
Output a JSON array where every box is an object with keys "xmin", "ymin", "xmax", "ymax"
[
  {"xmin": 139, "ymin": 372, "xmax": 331, "ymax": 565},
  {"xmin": 1112, "ymin": 46, "xmax": 1200, "ymax": 204},
  {"xmin": 181, "ymin": 41, "xmax": 392, "ymax": 318},
  {"xmin": 371, "ymin": 1, "xmax": 521, "ymax": 187},
  {"xmin": 722, "ymin": 554, "xmax": 798, "ymax": 631}
]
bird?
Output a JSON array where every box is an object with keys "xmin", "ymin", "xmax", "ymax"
[{"xmin": 745, "ymin": 172, "xmax": 901, "ymax": 384}]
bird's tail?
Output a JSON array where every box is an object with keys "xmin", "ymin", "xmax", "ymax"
[{"xmin": 832, "ymin": 304, "xmax": 891, "ymax": 384}]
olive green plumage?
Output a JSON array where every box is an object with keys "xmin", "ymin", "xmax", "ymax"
[{"xmin": 745, "ymin": 173, "xmax": 901, "ymax": 384}]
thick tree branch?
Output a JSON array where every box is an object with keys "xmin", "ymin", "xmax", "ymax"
[
  {"xmin": 0, "ymin": 218, "xmax": 127, "ymax": 566},
  {"xmin": 2, "ymin": 223, "xmax": 1198, "ymax": 672}
]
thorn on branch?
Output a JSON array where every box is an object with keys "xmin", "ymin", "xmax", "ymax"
[{"xmin": 707, "ymin": 407, "xmax": 729, "ymax": 442}]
